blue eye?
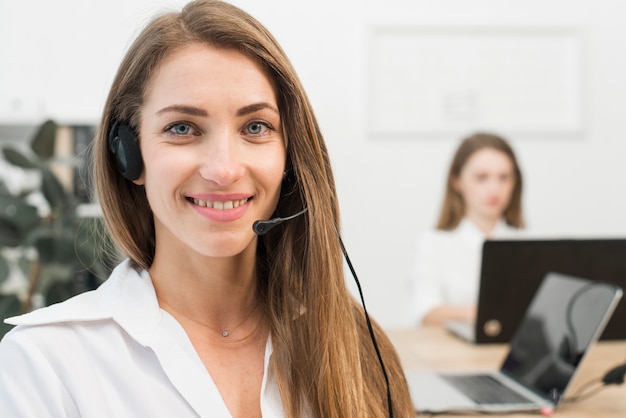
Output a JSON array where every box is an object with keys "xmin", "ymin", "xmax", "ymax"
[
  {"xmin": 247, "ymin": 122, "xmax": 265, "ymax": 135},
  {"xmin": 170, "ymin": 123, "xmax": 191, "ymax": 135}
]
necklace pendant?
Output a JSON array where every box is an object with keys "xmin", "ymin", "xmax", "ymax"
[{"xmin": 222, "ymin": 330, "xmax": 230, "ymax": 337}]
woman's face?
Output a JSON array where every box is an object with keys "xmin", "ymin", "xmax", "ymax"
[
  {"xmin": 137, "ymin": 43, "xmax": 286, "ymax": 259},
  {"xmin": 453, "ymin": 148, "xmax": 516, "ymax": 223}
]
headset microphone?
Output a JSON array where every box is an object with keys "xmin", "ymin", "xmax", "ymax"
[{"xmin": 252, "ymin": 208, "xmax": 308, "ymax": 235}]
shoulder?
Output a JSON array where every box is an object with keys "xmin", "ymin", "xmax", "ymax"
[
  {"xmin": 415, "ymin": 226, "xmax": 465, "ymax": 249},
  {"xmin": 1, "ymin": 258, "xmax": 161, "ymax": 354},
  {"xmin": 4, "ymin": 259, "xmax": 140, "ymax": 327},
  {"xmin": 0, "ymin": 259, "xmax": 151, "ymax": 376},
  {"xmin": 410, "ymin": 229, "xmax": 462, "ymax": 268},
  {"xmin": 415, "ymin": 228, "xmax": 456, "ymax": 244}
]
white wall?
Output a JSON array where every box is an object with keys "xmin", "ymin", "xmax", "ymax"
[{"xmin": 2, "ymin": 0, "xmax": 626, "ymax": 329}]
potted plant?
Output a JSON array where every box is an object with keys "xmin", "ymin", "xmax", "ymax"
[{"xmin": 0, "ymin": 120, "xmax": 112, "ymax": 337}]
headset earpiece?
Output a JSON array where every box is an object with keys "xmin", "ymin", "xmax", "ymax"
[{"xmin": 108, "ymin": 120, "xmax": 143, "ymax": 181}]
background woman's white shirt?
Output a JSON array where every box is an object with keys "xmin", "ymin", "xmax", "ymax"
[{"xmin": 408, "ymin": 218, "xmax": 524, "ymax": 325}]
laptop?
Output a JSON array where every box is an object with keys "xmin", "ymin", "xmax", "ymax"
[
  {"xmin": 408, "ymin": 271, "xmax": 622, "ymax": 414},
  {"xmin": 445, "ymin": 238, "xmax": 626, "ymax": 344}
]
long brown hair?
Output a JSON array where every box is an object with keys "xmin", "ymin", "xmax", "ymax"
[
  {"xmin": 93, "ymin": 1, "xmax": 413, "ymax": 416},
  {"xmin": 436, "ymin": 132, "xmax": 524, "ymax": 231}
]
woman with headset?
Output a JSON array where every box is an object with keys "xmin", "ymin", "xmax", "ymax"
[{"xmin": 0, "ymin": 1, "xmax": 414, "ymax": 416}]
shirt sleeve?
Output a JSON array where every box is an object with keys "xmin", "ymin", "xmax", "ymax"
[
  {"xmin": 407, "ymin": 231, "xmax": 444, "ymax": 325},
  {"xmin": 0, "ymin": 327, "xmax": 80, "ymax": 418}
]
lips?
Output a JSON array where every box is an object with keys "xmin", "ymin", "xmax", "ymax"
[
  {"xmin": 186, "ymin": 195, "xmax": 251, "ymax": 222},
  {"xmin": 188, "ymin": 197, "xmax": 249, "ymax": 209}
]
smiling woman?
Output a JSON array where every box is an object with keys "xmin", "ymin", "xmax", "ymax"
[{"xmin": 0, "ymin": 1, "xmax": 414, "ymax": 417}]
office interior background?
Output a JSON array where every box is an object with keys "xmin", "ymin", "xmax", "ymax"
[{"xmin": 1, "ymin": 0, "xmax": 625, "ymax": 329}]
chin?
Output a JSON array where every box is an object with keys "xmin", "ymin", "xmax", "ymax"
[
  {"xmin": 481, "ymin": 209, "xmax": 503, "ymax": 221},
  {"xmin": 199, "ymin": 236, "xmax": 257, "ymax": 258}
]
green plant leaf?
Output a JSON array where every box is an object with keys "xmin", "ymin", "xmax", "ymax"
[
  {"xmin": 0, "ymin": 222, "xmax": 21, "ymax": 247},
  {"xmin": 30, "ymin": 120, "xmax": 58, "ymax": 162},
  {"xmin": 28, "ymin": 228, "xmax": 78, "ymax": 265},
  {"xmin": 0, "ymin": 178, "xmax": 10, "ymax": 195},
  {"xmin": 1, "ymin": 147, "xmax": 38, "ymax": 169},
  {"xmin": 44, "ymin": 280, "xmax": 79, "ymax": 306},
  {"xmin": 0, "ymin": 196, "xmax": 40, "ymax": 238},
  {"xmin": 0, "ymin": 254, "xmax": 9, "ymax": 284},
  {"xmin": 41, "ymin": 169, "xmax": 70, "ymax": 213},
  {"xmin": 0, "ymin": 294, "xmax": 21, "ymax": 338}
]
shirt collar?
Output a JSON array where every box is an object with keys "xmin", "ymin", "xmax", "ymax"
[
  {"xmin": 457, "ymin": 217, "xmax": 515, "ymax": 236},
  {"xmin": 4, "ymin": 259, "xmax": 162, "ymax": 346}
]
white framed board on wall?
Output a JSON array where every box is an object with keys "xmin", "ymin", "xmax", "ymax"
[{"xmin": 367, "ymin": 25, "xmax": 584, "ymax": 138}]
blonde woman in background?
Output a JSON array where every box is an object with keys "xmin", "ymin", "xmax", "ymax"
[
  {"xmin": 0, "ymin": 1, "xmax": 414, "ymax": 416},
  {"xmin": 409, "ymin": 132, "xmax": 525, "ymax": 327}
]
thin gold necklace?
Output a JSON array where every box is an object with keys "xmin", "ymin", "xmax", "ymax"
[
  {"xmin": 218, "ymin": 303, "xmax": 260, "ymax": 337},
  {"xmin": 161, "ymin": 297, "xmax": 261, "ymax": 338}
]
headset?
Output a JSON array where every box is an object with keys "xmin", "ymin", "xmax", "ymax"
[{"xmin": 108, "ymin": 120, "xmax": 143, "ymax": 181}]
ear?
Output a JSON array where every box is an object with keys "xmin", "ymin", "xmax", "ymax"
[{"xmin": 132, "ymin": 173, "xmax": 145, "ymax": 186}]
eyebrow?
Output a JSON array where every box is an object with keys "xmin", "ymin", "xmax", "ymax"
[
  {"xmin": 155, "ymin": 102, "xmax": 279, "ymax": 118},
  {"xmin": 156, "ymin": 105, "xmax": 208, "ymax": 117},
  {"xmin": 237, "ymin": 102, "xmax": 279, "ymax": 116}
]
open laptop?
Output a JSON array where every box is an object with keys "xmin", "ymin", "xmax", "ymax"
[
  {"xmin": 408, "ymin": 271, "xmax": 622, "ymax": 414},
  {"xmin": 445, "ymin": 238, "xmax": 626, "ymax": 344}
]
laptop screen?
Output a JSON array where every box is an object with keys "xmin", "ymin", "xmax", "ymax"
[
  {"xmin": 477, "ymin": 239, "xmax": 626, "ymax": 343},
  {"xmin": 500, "ymin": 272, "xmax": 622, "ymax": 403}
]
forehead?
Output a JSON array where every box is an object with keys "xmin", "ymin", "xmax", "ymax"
[
  {"xmin": 463, "ymin": 148, "xmax": 514, "ymax": 172},
  {"xmin": 143, "ymin": 42, "xmax": 277, "ymax": 106}
]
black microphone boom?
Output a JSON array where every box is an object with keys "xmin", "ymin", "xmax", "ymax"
[{"xmin": 252, "ymin": 207, "xmax": 308, "ymax": 235}]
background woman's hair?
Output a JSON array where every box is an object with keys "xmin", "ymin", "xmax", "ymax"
[
  {"xmin": 92, "ymin": 0, "xmax": 413, "ymax": 416},
  {"xmin": 436, "ymin": 132, "xmax": 525, "ymax": 231}
]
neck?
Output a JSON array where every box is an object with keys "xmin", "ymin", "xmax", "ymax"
[
  {"xmin": 149, "ymin": 248, "xmax": 261, "ymax": 338},
  {"xmin": 465, "ymin": 214, "xmax": 500, "ymax": 237},
  {"xmin": 160, "ymin": 295, "xmax": 263, "ymax": 342}
]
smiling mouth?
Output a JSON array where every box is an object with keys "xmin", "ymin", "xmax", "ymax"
[{"xmin": 187, "ymin": 197, "xmax": 250, "ymax": 210}]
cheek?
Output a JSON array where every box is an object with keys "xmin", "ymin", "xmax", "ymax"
[
  {"xmin": 461, "ymin": 182, "xmax": 485, "ymax": 201},
  {"xmin": 141, "ymin": 152, "xmax": 194, "ymax": 204},
  {"xmin": 144, "ymin": 147, "xmax": 192, "ymax": 177},
  {"xmin": 502, "ymin": 182, "xmax": 516, "ymax": 202},
  {"xmin": 264, "ymin": 164, "xmax": 286, "ymax": 201},
  {"xmin": 256, "ymin": 148, "xmax": 286, "ymax": 189}
]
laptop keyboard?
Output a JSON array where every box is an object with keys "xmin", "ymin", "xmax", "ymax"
[{"xmin": 442, "ymin": 374, "xmax": 534, "ymax": 405}]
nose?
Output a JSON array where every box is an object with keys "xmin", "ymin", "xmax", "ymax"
[
  {"xmin": 487, "ymin": 181, "xmax": 504, "ymax": 196},
  {"xmin": 487, "ymin": 178, "xmax": 510, "ymax": 199},
  {"xmin": 198, "ymin": 129, "xmax": 245, "ymax": 186}
]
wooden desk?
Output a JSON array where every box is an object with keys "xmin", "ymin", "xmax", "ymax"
[{"xmin": 387, "ymin": 326, "xmax": 626, "ymax": 417}]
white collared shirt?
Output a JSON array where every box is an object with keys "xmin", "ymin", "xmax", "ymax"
[
  {"xmin": 0, "ymin": 260, "xmax": 292, "ymax": 418},
  {"xmin": 408, "ymin": 218, "xmax": 524, "ymax": 325}
]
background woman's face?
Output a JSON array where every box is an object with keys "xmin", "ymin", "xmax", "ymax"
[{"xmin": 454, "ymin": 148, "xmax": 515, "ymax": 223}]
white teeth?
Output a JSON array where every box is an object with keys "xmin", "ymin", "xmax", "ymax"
[{"xmin": 191, "ymin": 198, "xmax": 248, "ymax": 210}]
